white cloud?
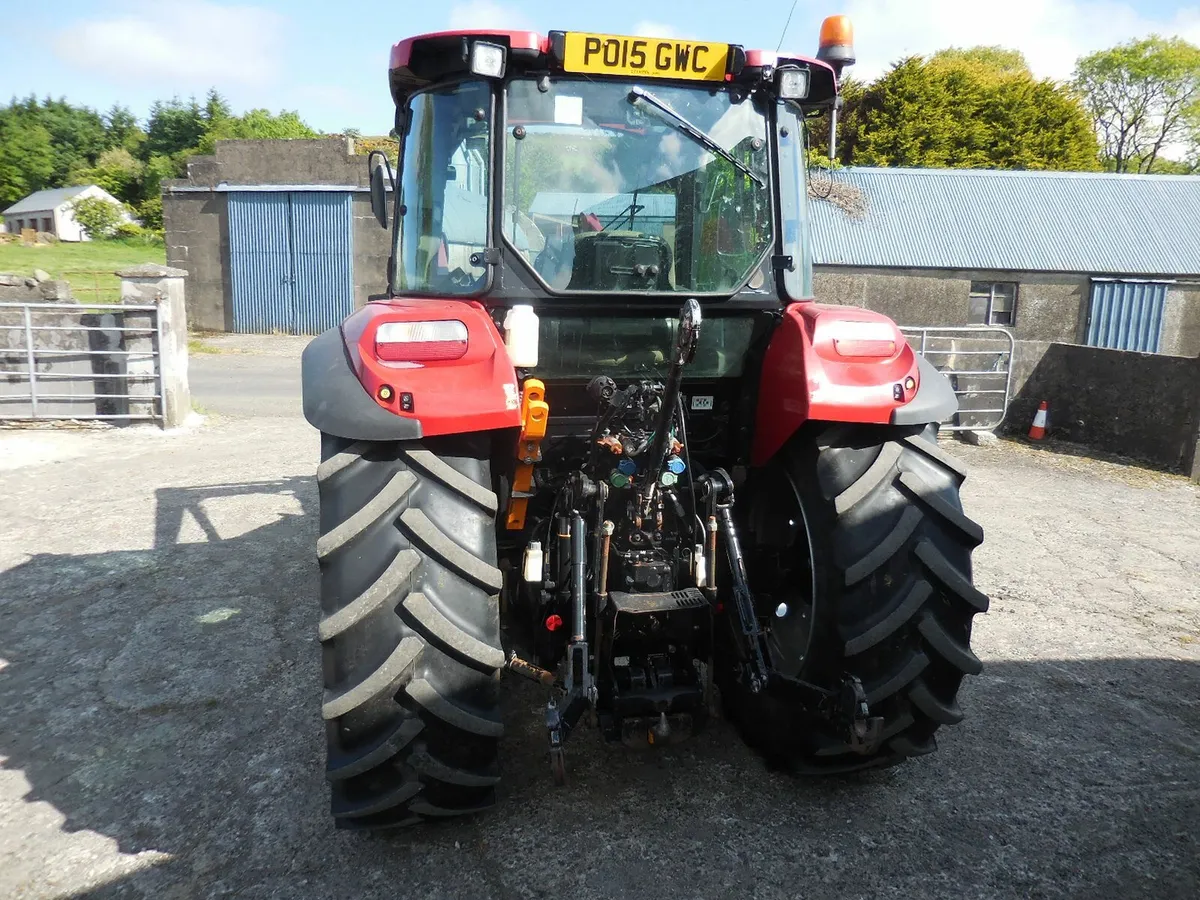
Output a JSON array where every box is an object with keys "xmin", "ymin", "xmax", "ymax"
[
  {"xmin": 633, "ymin": 21, "xmax": 681, "ymax": 38},
  {"xmin": 53, "ymin": 2, "xmax": 285, "ymax": 88},
  {"xmin": 842, "ymin": 0, "xmax": 1200, "ymax": 82},
  {"xmin": 447, "ymin": 1, "xmax": 534, "ymax": 31}
]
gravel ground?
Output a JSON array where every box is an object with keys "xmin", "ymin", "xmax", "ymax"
[{"xmin": 1, "ymin": 414, "xmax": 1197, "ymax": 900}]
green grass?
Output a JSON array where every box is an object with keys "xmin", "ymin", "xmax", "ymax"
[
  {"xmin": 188, "ymin": 337, "xmax": 222, "ymax": 354},
  {"xmin": 0, "ymin": 238, "xmax": 166, "ymax": 303}
]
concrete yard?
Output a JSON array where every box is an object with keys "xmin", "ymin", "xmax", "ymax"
[{"xmin": 1, "ymin": 351, "xmax": 1198, "ymax": 899}]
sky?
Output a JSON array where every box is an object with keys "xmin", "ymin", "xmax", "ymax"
[{"xmin": 2, "ymin": 0, "xmax": 1199, "ymax": 134}]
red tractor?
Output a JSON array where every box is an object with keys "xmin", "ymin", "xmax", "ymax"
[{"xmin": 302, "ymin": 17, "xmax": 987, "ymax": 829}]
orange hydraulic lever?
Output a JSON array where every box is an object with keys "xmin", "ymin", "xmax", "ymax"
[{"xmin": 505, "ymin": 378, "xmax": 548, "ymax": 530}]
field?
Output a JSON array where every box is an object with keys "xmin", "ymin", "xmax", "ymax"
[{"xmin": 0, "ymin": 238, "xmax": 166, "ymax": 303}]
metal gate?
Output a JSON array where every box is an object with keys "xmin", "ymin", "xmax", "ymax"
[
  {"xmin": 1085, "ymin": 279, "xmax": 1167, "ymax": 352},
  {"xmin": 228, "ymin": 192, "xmax": 353, "ymax": 334},
  {"xmin": 900, "ymin": 325, "xmax": 1015, "ymax": 432},
  {"xmin": 0, "ymin": 301, "xmax": 163, "ymax": 422}
]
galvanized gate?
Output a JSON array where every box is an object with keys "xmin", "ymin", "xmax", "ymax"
[
  {"xmin": 0, "ymin": 301, "xmax": 163, "ymax": 422},
  {"xmin": 900, "ymin": 325, "xmax": 1015, "ymax": 432},
  {"xmin": 228, "ymin": 192, "xmax": 353, "ymax": 334},
  {"xmin": 1085, "ymin": 279, "xmax": 1167, "ymax": 353}
]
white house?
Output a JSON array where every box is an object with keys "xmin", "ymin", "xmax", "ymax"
[{"xmin": 0, "ymin": 185, "xmax": 132, "ymax": 241}]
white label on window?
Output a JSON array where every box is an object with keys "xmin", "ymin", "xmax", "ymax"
[
  {"xmin": 690, "ymin": 395, "xmax": 714, "ymax": 411},
  {"xmin": 554, "ymin": 95, "xmax": 583, "ymax": 126}
]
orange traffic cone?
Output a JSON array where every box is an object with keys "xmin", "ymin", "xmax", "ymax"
[{"xmin": 1028, "ymin": 400, "xmax": 1048, "ymax": 440}]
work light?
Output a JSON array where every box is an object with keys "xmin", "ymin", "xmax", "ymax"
[
  {"xmin": 470, "ymin": 41, "xmax": 507, "ymax": 78},
  {"xmin": 777, "ymin": 68, "xmax": 810, "ymax": 100}
]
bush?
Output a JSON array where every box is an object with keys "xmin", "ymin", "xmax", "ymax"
[
  {"xmin": 137, "ymin": 195, "xmax": 164, "ymax": 230},
  {"xmin": 70, "ymin": 195, "xmax": 125, "ymax": 239},
  {"xmin": 114, "ymin": 221, "xmax": 145, "ymax": 239}
]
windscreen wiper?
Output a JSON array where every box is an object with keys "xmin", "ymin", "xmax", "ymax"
[{"xmin": 627, "ymin": 87, "xmax": 764, "ymax": 187}]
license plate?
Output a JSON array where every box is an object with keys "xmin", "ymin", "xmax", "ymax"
[{"xmin": 562, "ymin": 32, "xmax": 730, "ymax": 82}]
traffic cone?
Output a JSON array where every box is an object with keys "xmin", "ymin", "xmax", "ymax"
[{"xmin": 1028, "ymin": 400, "xmax": 1048, "ymax": 440}]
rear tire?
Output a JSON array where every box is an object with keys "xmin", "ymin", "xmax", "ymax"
[
  {"xmin": 316, "ymin": 433, "xmax": 504, "ymax": 829},
  {"xmin": 726, "ymin": 422, "xmax": 987, "ymax": 772}
]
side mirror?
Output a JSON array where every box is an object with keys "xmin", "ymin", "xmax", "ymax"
[
  {"xmin": 368, "ymin": 150, "xmax": 395, "ymax": 229},
  {"xmin": 675, "ymin": 298, "xmax": 702, "ymax": 365}
]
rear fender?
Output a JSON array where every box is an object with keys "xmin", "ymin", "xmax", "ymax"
[
  {"xmin": 751, "ymin": 303, "xmax": 956, "ymax": 465},
  {"xmin": 302, "ymin": 299, "xmax": 521, "ymax": 441}
]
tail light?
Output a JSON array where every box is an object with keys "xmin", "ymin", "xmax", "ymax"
[
  {"xmin": 829, "ymin": 320, "xmax": 899, "ymax": 358},
  {"xmin": 375, "ymin": 320, "xmax": 468, "ymax": 362}
]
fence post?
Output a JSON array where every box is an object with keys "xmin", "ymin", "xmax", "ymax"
[{"xmin": 117, "ymin": 264, "xmax": 191, "ymax": 428}]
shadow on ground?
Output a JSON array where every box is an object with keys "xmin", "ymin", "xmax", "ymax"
[{"xmin": 0, "ymin": 478, "xmax": 1197, "ymax": 899}]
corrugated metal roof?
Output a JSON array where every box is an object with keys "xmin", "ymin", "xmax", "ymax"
[
  {"xmin": 809, "ymin": 167, "xmax": 1200, "ymax": 276},
  {"xmin": 2, "ymin": 185, "xmax": 92, "ymax": 216}
]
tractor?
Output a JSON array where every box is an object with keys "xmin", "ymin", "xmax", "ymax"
[{"xmin": 301, "ymin": 17, "xmax": 988, "ymax": 829}]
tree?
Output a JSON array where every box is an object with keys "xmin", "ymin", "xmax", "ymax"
[
  {"xmin": 932, "ymin": 46, "xmax": 1030, "ymax": 76},
  {"xmin": 67, "ymin": 147, "xmax": 145, "ymax": 203},
  {"xmin": 1073, "ymin": 36, "xmax": 1200, "ymax": 173},
  {"xmin": 0, "ymin": 118, "xmax": 55, "ymax": 205},
  {"xmin": 104, "ymin": 104, "xmax": 144, "ymax": 154},
  {"xmin": 196, "ymin": 108, "xmax": 319, "ymax": 153},
  {"xmin": 833, "ymin": 51, "xmax": 1101, "ymax": 171},
  {"xmin": 70, "ymin": 195, "xmax": 125, "ymax": 239},
  {"xmin": 144, "ymin": 97, "xmax": 207, "ymax": 158}
]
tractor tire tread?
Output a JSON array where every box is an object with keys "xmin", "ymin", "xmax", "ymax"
[
  {"xmin": 918, "ymin": 610, "xmax": 983, "ymax": 675},
  {"xmin": 898, "ymin": 471, "xmax": 984, "ymax": 546},
  {"xmin": 399, "ymin": 508, "xmax": 504, "ymax": 592},
  {"xmin": 915, "ymin": 539, "xmax": 990, "ymax": 612},
  {"xmin": 406, "ymin": 677, "xmax": 505, "ymax": 737},
  {"xmin": 844, "ymin": 504, "xmax": 923, "ymax": 586},
  {"xmin": 833, "ymin": 442, "xmax": 901, "ymax": 514},
  {"xmin": 317, "ymin": 470, "xmax": 416, "ymax": 559},
  {"xmin": 402, "ymin": 448, "xmax": 499, "ymax": 515},
  {"xmin": 326, "ymin": 718, "xmax": 424, "ymax": 782},
  {"xmin": 401, "ymin": 591, "xmax": 505, "ymax": 672},
  {"xmin": 317, "ymin": 440, "xmax": 372, "ymax": 483},
  {"xmin": 318, "ymin": 548, "xmax": 420, "ymax": 641},
  {"xmin": 322, "ymin": 636, "xmax": 423, "ymax": 720},
  {"xmin": 843, "ymin": 581, "xmax": 932, "ymax": 657}
]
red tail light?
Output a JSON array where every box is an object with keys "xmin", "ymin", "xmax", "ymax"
[
  {"xmin": 830, "ymin": 321, "xmax": 900, "ymax": 358},
  {"xmin": 375, "ymin": 320, "xmax": 469, "ymax": 362}
]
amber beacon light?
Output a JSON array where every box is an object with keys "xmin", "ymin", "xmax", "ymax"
[{"xmin": 817, "ymin": 15, "xmax": 856, "ymax": 73}]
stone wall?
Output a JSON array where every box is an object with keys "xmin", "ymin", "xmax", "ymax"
[
  {"xmin": 813, "ymin": 267, "xmax": 1200, "ymax": 355},
  {"xmin": 1006, "ymin": 341, "xmax": 1200, "ymax": 478},
  {"xmin": 164, "ymin": 138, "xmax": 391, "ymax": 332}
]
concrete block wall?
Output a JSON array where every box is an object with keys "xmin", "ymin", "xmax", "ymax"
[
  {"xmin": 164, "ymin": 192, "xmax": 229, "ymax": 332},
  {"xmin": 1006, "ymin": 341, "xmax": 1200, "ymax": 479}
]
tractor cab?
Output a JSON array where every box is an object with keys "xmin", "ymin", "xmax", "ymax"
[
  {"xmin": 371, "ymin": 29, "xmax": 846, "ymax": 313},
  {"xmin": 366, "ymin": 25, "xmax": 853, "ymax": 466}
]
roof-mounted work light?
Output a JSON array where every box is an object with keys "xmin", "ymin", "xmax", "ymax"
[
  {"xmin": 777, "ymin": 67, "xmax": 811, "ymax": 100},
  {"xmin": 470, "ymin": 41, "xmax": 507, "ymax": 78},
  {"xmin": 816, "ymin": 15, "xmax": 855, "ymax": 73}
]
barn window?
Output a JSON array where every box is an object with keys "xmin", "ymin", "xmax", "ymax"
[{"xmin": 968, "ymin": 282, "xmax": 1017, "ymax": 326}]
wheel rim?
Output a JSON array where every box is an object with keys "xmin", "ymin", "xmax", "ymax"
[{"xmin": 749, "ymin": 462, "xmax": 818, "ymax": 679}]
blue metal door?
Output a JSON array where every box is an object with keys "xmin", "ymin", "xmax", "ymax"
[
  {"xmin": 228, "ymin": 192, "xmax": 354, "ymax": 334},
  {"xmin": 290, "ymin": 193, "xmax": 354, "ymax": 334},
  {"xmin": 1086, "ymin": 280, "xmax": 1167, "ymax": 353},
  {"xmin": 229, "ymin": 193, "xmax": 293, "ymax": 334}
]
